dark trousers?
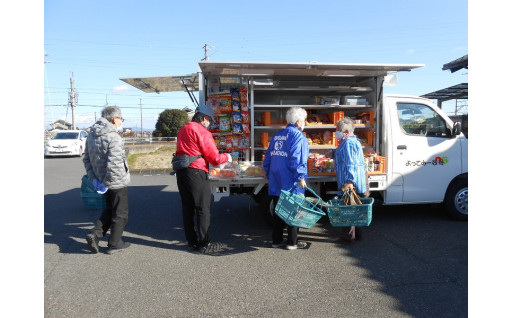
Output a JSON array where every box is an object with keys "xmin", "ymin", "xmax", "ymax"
[
  {"xmin": 176, "ymin": 168, "xmax": 211, "ymax": 248},
  {"xmin": 271, "ymin": 196, "xmax": 299, "ymax": 245},
  {"xmin": 91, "ymin": 187, "xmax": 129, "ymax": 248}
]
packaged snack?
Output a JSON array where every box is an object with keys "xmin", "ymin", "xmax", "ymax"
[
  {"xmin": 219, "ymin": 135, "xmax": 226, "ymax": 149},
  {"xmin": 322, "ymin": 131, "xmax": 333, "ymax": 145},
  {"xmin": 208, "ymin": 95, "xmax": 221, "ymax": 114},
  {"xmin": 232, "ymin": 111, "xmax": 242, "ymax": 123},
  {"xmin": 239, "ymin": 87, "xmax": 248, "ymax": 102},
  {"xmin": 232, "ymin": 100, "xmax": 241, "ymax": 112},
  {"xmin": 241, "ymin": 111, "xmax": 250, "ymax": 123},
  {"xmin": 241, "ymin": 100, "xmax": 248, "ymax": 112},
  {"xmin": 239, "ymin": 134, "xmax": 250, "ymax": 149},
  {"xmin": 209, "ymin": 115, "xmax": 220, "ymax": 133},
  {"xmin": 232, "ymin": 122, "xmax": 243, "ymax": 135},
  {"xmin": 232, "ymin": 135, "xmax": 239, "ymax": 148},
  {"xmin": 230, "ymin": 88, "xmax": 240, "ymax": 101},
  {"xmin": 242, "ymin": 123, "xmax": 250, "ymax": 134},
  {"xmin": 225, "ymin": 134, "xmax": 233, "ymax": 151},
  {"xmin": 239, "ymin": 161, "xmax": 265, "ymax": 178},
  {"xmin": 209, "ymin": 161, "xmax": 239, "ymax": 179},
  {"xmin": 219, "ymin": 94, "xmax": 232, "ymax": 113},
  {"xmin": 219, "ymin": 114, "xmax": 231, "ymax": 133}
]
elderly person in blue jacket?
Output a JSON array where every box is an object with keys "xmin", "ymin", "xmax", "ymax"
[
  {"xmin": 334, "ymin": 117, "xmax": 368, "ymax": 242},
  {"xmin": 263, "ymin": 107, "xmax": 309, "ymax": 250},
  {"xmin": 83, "ymin": 106, "xmax": 131, "ymax": 254}
]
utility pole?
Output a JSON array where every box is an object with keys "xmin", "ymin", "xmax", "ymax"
[
  {"xmin": 140, "ymin": 98, "xmax": 143, "ymax": 139},
  {"xmin": 202, "ymin": 43, "xmax": 214, "ymax": 61},
  {"xmin": 69, "ymin": 73, "xmax": 77, "ymax": 130}
]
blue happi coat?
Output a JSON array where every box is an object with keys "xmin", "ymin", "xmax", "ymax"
[
  {"xmin": 334, "ymin": 135, "xmax": 367, "ymax": 195},
  {"xmin": 263, "ymin": 125, "xmax": 309, "ymax": 196}
]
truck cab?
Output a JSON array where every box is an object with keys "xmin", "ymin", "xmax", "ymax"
[{"xmin": 377, "ymin": 95, "xmax": 468, "ymax": 220}]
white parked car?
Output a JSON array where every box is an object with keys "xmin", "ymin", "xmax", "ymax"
[{"xmin": 44, "ymin": 130, "xmax": 88, "ymax": 157}]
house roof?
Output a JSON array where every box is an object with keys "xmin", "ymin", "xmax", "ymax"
[
  {"xmin": 442, "ymin": 55, "xmax": 468, "ymax": 73},
  {"xmin": 420, "ymin": 83, "xmax": 468, "ymax": 101}
]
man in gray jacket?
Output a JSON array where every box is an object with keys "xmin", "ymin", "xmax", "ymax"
[{"xmin": 83, "ymin": 106, "xmax": 131, "ymax": 254}]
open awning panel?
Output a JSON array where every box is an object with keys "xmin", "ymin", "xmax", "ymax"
[
  {"xmin": 121, "ymin": 61, "xmax": 424, "ymax": 93},
  {"xmin": 198, "ymin": 61, "xmax": 424, "ymax": 78},
  {"xmin": 120, "ymin": 74, "xmax": 199, "ymax": 93}
]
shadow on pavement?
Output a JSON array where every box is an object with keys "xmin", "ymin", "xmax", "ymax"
[
  {"xmin": 44, "ymin": 185, "xmax": 184, "ymax": 254},
  {"xmin": 315, "ymin": 203, "xmax": 468, "ymax": 318},
  {"xmin": 44, "ymin": 186, "xmax": 272, "ymax": 256}
]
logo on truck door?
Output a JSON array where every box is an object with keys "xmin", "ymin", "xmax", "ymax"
[{"xmin": 406, "ymin": 156, "xmax": 449, "ymax": 166}]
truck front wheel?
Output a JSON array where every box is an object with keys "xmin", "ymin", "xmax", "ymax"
[{"xmin": 444, "ymin": 178, "xmax": 468, "ymax": 221}]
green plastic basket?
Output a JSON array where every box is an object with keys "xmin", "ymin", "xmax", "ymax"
[
  {"xmin": 80, "ymin": 175, "xmax": 106, "ymax": 210},
  {"xmin": 81, "ymin": 191, "xmax": 107, "ymax": 210},
  {"xmin": 274, "ymin": 186, "xmax": 326, "ymax": 229},
  {"xmin": 81, "ymin": 175, "xmax": 96, "ymax": 193},
  {"xmin": 326, "ymin": 194, "xmax": 374, "ymax": 227}
]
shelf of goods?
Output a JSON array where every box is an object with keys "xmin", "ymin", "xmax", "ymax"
[
  {"xmin": 252, "ymin": 97, "xmax": 380, "ymax": 177},
  {"xmin": 207, "ymin": 87, "xmax": 251, "ymax": 162},
  {"xmin": 204, "ymin": 76, "xmax": 384, "ymax": 177}
]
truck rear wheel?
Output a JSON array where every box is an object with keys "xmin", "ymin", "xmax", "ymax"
[
  {"xmin": 255, "ymin": 190, "xmax": 274, "ymax": 225},
  {"xmin": 444, "ymin": 178, "xmax": 468, "ymax": 221}
]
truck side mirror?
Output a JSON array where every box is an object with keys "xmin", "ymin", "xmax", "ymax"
[{"xmin": 452, "ymin": 122, "xmax": 461, "ymax": 136}]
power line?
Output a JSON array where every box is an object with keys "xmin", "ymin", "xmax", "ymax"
[{"xmin": 45, "ymin": 104, "xmax": 183, "ymax": 110}]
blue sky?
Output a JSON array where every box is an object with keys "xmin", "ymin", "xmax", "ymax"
[{"xmin": 43, "ymin": 0, "xmax": 468, "ymax": 131}]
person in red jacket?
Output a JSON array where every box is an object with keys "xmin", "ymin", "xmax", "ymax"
[{"xmin": 175, "ymin": 104, "xmax": 231, "ymax": 254}]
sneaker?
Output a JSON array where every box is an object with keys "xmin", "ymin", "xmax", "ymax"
[
  {"xmin": 106, "ymin": 242, "xmax": 131, "ymax": 255},
  {"xmin": 196, "ymin": 242, "xmax": 226, "ymax": 255},
  {"xmin": 286, "ymin": 241, "xmax": 308, "ymax": 250},
  {"xmin": 86, "ymin": 233, "xmax": 99, "ymax": 253},
  {"xmin": 187, "ymin": 244, "xmax": 199, "ymax": 252}
]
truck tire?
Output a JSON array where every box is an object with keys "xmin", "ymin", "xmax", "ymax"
[
  {"xmin": 257, "ymin": 191, "xmax": 274, "ymax": 225},
  {"xmin": 444, "ymin": 178, "xmax": 468, "ymax": 221},
  {"xmin": 251, "ymin": 186, "xmax": 268, "ymax": 204}
]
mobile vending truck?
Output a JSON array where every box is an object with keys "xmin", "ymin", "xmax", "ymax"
[{"xmin": 121, "ymin": 61, "xmax": 468, "ymax": 221}]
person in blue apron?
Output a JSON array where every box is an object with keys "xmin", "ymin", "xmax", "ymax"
[
  {"xmin": 263, "ymin": 107, "xmax": 309, "ymax": 250},
  {"xmin": 334, "ymin": 117, "xmax": 369, "ymax": 242}
]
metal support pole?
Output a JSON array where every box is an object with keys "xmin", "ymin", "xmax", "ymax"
[
  {"xmin": 70, "ymin": 73, "xmax": 76, "ymax": 130},
  {"xmin": 140, "ymin": 98, "xmax": 143, "ymax": 139}
]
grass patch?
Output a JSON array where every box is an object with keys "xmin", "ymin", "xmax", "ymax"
[{"xmin": 127, "ymin": 144, "xmax": 176, "ymax": 171}]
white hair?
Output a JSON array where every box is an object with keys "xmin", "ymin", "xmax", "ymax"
[
  {"xmin": 102, "ymin": 106, "xmax": 122, "ymax": 122},
  {"xmin": 286, "ymin": 107, "xmax": 307, "ymax": 125},
  {"xmin": 337, "ymin": 117, "xmax": 355, "ymax": 133}
]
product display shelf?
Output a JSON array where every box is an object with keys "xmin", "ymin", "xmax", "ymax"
[{"xmin": 253, "ymin": 104, "xmax": 373, "ymax": 110}]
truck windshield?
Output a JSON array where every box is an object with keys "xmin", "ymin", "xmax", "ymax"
[{"xmin": 397, "ymin": 103, "xmax": 450, "ymax": 137}]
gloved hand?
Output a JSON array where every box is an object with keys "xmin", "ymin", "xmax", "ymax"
[
  {"xmin": 226, "ymin": 153, "xmax": 233, "ymax": 163},
  {"xmin": 93, "ymin": 178, "xmax": 108, "ymax": 194},
  {"xmin": 297, "ymin": 178, "xmax": 307, "ymax": 189}
]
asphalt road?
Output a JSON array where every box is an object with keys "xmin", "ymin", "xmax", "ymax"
[{"xmin": 44, "ymin": 156, "xmax": 468, "ymax": 318}]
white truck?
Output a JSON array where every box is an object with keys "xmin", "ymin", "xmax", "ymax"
[{"xmin": 121, "ymin": 61, "xmax": 468, "ymax": 221}]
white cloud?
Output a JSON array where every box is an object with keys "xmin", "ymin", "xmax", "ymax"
[
  {"xmin": 406, "ymin": 49, "xmax": 415, "ymax": 54},
  {"xmin": 111, "ymin": 85, "xmax": 132, "ymax": 93}
]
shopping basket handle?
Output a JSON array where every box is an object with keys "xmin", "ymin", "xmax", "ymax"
[
  {"xmin": 288, "ymin": 184, "xmax": 323, "ymax": 203},
  {"xmin": 305, "ymin": 186, "xmax": 324, "ymax": 209}
]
